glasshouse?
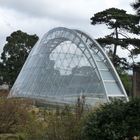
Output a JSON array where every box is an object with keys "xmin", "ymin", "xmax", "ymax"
[{"xmin": 9, "ymin": 27, "xmax": 128, "ymax": 105}]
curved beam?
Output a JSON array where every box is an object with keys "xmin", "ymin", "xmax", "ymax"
[{"xmin": 75, "ymin": 29, "xmax": 129, "ymax": 101}]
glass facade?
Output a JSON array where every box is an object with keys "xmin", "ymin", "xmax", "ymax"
[{"xmin": 9, "ymin": 27, "xmax": 128, "ymax": 106}]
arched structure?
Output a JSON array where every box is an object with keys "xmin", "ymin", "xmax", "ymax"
[{"xmin": 9, "ymin": 27, "xmax": 128, "ymax": 105}]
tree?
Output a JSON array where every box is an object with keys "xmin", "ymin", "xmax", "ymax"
[
  {"xmin": 131, "ymin": 0, "xmax": 140, "ymax": 16},
  {"xmin": 91, "ymin": 8, "xmax": 140, "ymax": 68},
  {"xmin": 82, "ymin": 98, "xmax": 140, "ymax": 140},
  {"xmin": 0, "ymin": 30, "xmax": 38, "ymax": 87}
]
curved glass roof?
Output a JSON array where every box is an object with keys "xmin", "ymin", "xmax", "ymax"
[{"xmin": 9, "ymin": 27, "xmax": 128, "ymax": 106}]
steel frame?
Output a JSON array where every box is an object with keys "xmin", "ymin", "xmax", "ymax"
[{"xmin": 9, "ymin": 27, "xmax": 129, "ymax": 104}]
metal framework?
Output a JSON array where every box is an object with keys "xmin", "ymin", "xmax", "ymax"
[{"xmin": 9, "ymin": 27, "xmax": 128, "ymax": 106}]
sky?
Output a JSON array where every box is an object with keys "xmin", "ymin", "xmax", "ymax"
[{"xmin": 0, "ymin": 0, "xmax": 137, "ymax": 58}]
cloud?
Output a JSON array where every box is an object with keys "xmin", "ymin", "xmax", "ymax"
[
  {"xmin": 0, "ymin": 0, "xmax": 126, "ymax": 23},
  {"xmin": 0, "ymin": 0, "xmax": 89, "ymax": 22},
  {"xmin": 104, "ymin": 0, "xmax": 119, "ymax": 7},
  {"xmin": 0, "ymin": 0, "xmax": 135, "ymax": 54}
]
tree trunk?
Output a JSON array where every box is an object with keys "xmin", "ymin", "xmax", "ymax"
[{"xmin": 113, "ymin": 27, "xmax": 118, "ymax": 66}]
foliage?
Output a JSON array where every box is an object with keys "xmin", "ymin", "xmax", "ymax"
[
  {"xmin": 0, "ymin": 133, "xmax": 24, "ymax": 140},
  {"xmin": 22, "ymin": 113, "xmax": 47, "ymax": 140},
  {"xmin": 91, "ymin": 8, "xmax": 140, "ymax": 68},
  {"xmin": 119, "ymin": 72, "xmax": 132, "ymax": 96},
  {"xmin": 1, "ymin": 97, "xmax": 140, "ymax": 140},
  {"xmin": 0, "ymin": 98, "xmax": 47, "ymax": 140},
  {"xmin": 0, "ymin": 98, "xmax": 87, "ymax": 140},
  {"xmin": 45, "ymin": 105, "xmax": 85, "ymax": 140},
  {"xmin": 0, "ymin": 98, "xmax": 31, "ymax": 133},
  {"xmin": 91, "ymin": 8, "xmax": 140, "ymax": 33},
  {"xmin": 0, "ymin": 30, "xmax": 38, "ymax": 87},
  {"xmin": 131, "ymin": 0, "xmax": 140, "ymax": 16},
  {"xmin": 82, "ymin": 98, "xmax": 140, "ymax": 140}
]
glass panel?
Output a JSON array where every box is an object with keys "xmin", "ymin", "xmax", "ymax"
[
  {"xmin": 96, "ymin": 61, "xmax": 108, "ymax": 69},
  {"xmin": 105, "ymin": 82, "xmax": 123, "ymax": 96},
  {"xmin": 100, "ymin": 71, "xmax": 114, "ymax": 80}
]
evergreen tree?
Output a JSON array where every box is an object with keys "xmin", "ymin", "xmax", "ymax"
[
  {"xmin": 91, "ymin": 8, "xmax": 140, "ymax": 68},
  {"xmin": 132, "ymin": 0, "xmax": 140, "ymax": 16},
  {"xmin": 0, "ymin": 30, "xmax": 38, "ymax": 87}
]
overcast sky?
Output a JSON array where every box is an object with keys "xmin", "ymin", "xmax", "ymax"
[{"xmin": 0, "ymin": 0, "xmax": 136, "ymax": 56}]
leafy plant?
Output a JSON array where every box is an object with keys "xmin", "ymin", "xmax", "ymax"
[
  {"xmin": 82, "ymin": 98, "xmax": 140, "ymax": 140},
  {"xmin": 0, "ymin": 31, "xmax": 38, "ymax": 87}
]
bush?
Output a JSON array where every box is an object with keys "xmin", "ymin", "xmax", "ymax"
[
  {"xmin": 0, "ymin": 98, "xmax": 47, "ymax": 140},
  {"xmin": 0, "ymin": 98, "xmax": 31, "ymax": 133},
  {"xmin": 82, "ymin": 98, "xmax": 140, "ymax": 140},
  {"xmin": 0, "ymin": 98, "xmax": 85, "ymax": 140},
  {"xmin": 45, "ymin": 106, "xmax": 84, "ymax": 140}
]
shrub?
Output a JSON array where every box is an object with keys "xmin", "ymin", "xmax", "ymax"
[
  {"xmin": 0, "ymin": 98, "xmax": 30, "ymax": 133},
  {"xmin": 0, "ymin": 98, "xmax": 47, "ymax": 139},
  {"xmin": 45, "ymin": 105, "xmax": 84, "ymax": 140},
  {"xmin": 82, "ymin": 98, "xmax": 140, "ymax": 140}
]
